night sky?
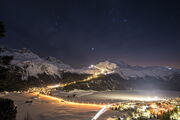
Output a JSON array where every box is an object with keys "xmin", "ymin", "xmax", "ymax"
[{"xmin": 0, "ymin": 0, "xmax": 180, "ymax": 68}]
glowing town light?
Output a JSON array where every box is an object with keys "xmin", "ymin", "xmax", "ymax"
[{"xmin": 47, "ymin": 84, "xmax": 60, "ymax": 89}]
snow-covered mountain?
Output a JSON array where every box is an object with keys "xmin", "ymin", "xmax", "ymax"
[
  {"xmin": 82, "ymin": 60, "xmax": 180, "ymax": 81},
  {"xmin": 1, "ymin": 47, "xmax": 178, "ymax": 82},
  {"xmin": 0, "ymin": 47, "xmax": 72, "ymax": 79},
  {"xmin": 114, "ymin": 61, "xmax": 179, "ymax": 81},
  {"xmin": 64, "ymin": 61, "xmax": 180, "ymax": 91},
  {"xmin": 0, "ymin": 47, "xmax": 180, "ymax": 91}
]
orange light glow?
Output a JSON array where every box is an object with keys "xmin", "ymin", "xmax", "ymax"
[{"xmin": 31, "ymin": 92, "xmax": 103, "ymax": 108}]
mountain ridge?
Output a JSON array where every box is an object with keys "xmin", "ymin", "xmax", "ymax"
[{"xmin": 0, "ymin": 47, "xmax": 180, "ymax": 91}]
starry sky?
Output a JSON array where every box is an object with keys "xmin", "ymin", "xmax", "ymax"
[{"xmin": 0, "ymin": 0, "xmax": 180, "ymax": 68}]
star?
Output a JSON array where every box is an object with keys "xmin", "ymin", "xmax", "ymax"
[{"xmin": 91, "ymin": 48, "xmax": 95, "ymax": 51}]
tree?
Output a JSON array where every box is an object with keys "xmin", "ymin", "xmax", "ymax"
[
  {"xmin": 0, "ymin": 98, "xmax": 17, "ymax": 120},
  {"xmin": 0, "ymin": 21, "xmax": 5, "ymax": 38},
  {"xmin": 0, "ymin": 56, "xmax": 14, "ymax": 65}
]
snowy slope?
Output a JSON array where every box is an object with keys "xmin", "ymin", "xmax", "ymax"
[
  {"xmin": 119, "ymin": 67, "xmax": 174, "ymax": 80},
  {"xmin": 44, "ymin": 56, "xmax": 72, "ymax": 71},
  {"xmin": 116, "ymin": 61, "xmax": 177, "ymax": 80}
]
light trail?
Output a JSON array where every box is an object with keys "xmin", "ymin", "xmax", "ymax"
[
  {"xmin": 47, "ymin": 73, "xmax": 100, "ymax": 89},
  {"xmin": 60, "ymin": 73, "xmax": 99, "ymax": 87},
  {"xmin": 32, "ymin": 91, "xmax": 110, "ymax": 120},
  {"xmin": 31, "ymin": 92, "xmax": 103, "ymax": 108},
  {"xmin": 30, "ymin": 91, "xmax": 108, "ymax": 120},
  {"xmin": 91, "ymin": 104, "xmax": 113, "ymax": 120},
  {"xmin": 47, "ymin": 65, "xmax": 114, "ymax": 89},
  {"xmin": 91, "ymin": 106, "xmax": 108, "ymax": 120},
  {"xmin": 29, "ymin": 65, "xmax": 110, "ymax": 94}
]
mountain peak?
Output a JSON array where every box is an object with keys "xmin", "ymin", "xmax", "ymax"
[
  {"xmin": 18, "ymin": 48, "xmax": 32, "ymax": 53},
  {"xmin": 45, "ymin": 56, "xmax": 63, "ymax": 63},
  {"xmin": 110, "ymin": 60, "xmax": 131, "ymax": 68}
]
